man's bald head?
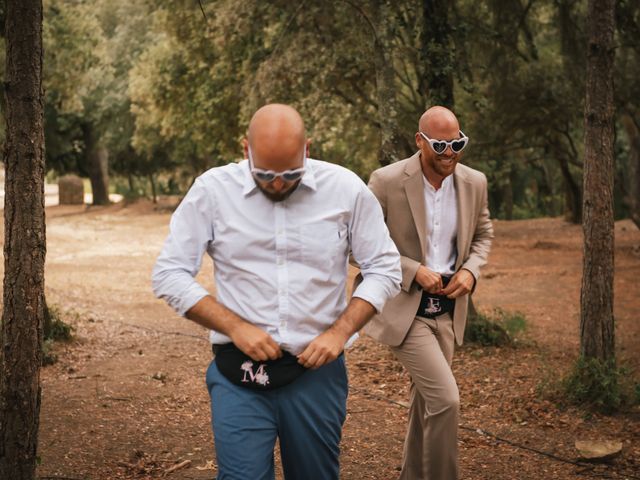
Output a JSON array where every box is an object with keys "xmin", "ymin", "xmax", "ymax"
[
  {"xmin": 419, "ymin": 106, "xmax": 460, "ymax": 137},
  {"xmin": 245, "ymin": 104, "xmax": 307, "ymax": 202},
  {"xmin": 248, "ymin": 104, "xmax": 306, "ymax": 172},
  {"xmin": 415, "ymin": 106, "xmax": 465, "ymax": 186}
]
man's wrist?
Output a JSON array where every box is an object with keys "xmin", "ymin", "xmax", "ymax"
[
  {"xmin": 224, "ymin": 316, "xmax": 250, "ymax": 339},
  {"xmin": 328, "ymin": 322, "xmax": 352, "ymax": 343},
  {"xmin": 460, "ymin": 267, "xmax": 477, "ymax": 290}
]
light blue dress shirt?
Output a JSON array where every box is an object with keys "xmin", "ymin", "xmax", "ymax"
[{"xmin": 152, "ymin": 158, "xmax": 401, "ymax": 355}]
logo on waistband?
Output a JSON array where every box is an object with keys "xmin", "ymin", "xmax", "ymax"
[
  {"xmin": 423, "ymin": 297, "xmax": 441, "ymax": 315},
  {"xmin": 240, "ymin": 360, "xmax": 270, "ymax": 386}
]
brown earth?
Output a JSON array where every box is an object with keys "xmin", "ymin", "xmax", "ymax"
[{"xmin": 6, "ymin": 200, "xmax": 637, "ymax": 479}]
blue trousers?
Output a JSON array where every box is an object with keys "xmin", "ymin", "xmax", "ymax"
[{"xmin": 205, "ymin": 355, "xmax": 348, "ymax": 480}]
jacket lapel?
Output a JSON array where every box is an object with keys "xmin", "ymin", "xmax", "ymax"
[
  {"xmin": 454, "ymin": 166, "xmax": 472, "ymax": 269},
  {"xmin": 403, "ymin": 152, "xmax": 427, "ymax": 260}
]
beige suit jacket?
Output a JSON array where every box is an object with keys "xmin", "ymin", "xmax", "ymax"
[{"xmin": 362, "ymin": 152, "xmax": 493, "ymax": 346}]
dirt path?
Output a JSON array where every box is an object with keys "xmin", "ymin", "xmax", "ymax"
[{"xmin": 12, "ymin": 202, "xmax": 638, "ymax": 479}]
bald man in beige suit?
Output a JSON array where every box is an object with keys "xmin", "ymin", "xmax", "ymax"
[{"xmin": 363, "ymin": 107, "xmax": 493, "ymax": 479}]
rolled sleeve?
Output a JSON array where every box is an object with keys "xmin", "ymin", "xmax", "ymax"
[
  {"xmin": 349, "ymin": 183, "xmax": 402, "ymax": 312},
  {"xmin": 151, "ymin": 178, "xmax": 214, "ymax": 317},
  {"xmin": 352, "ymin": 275, "xmax": 396, "ymax": 313}
]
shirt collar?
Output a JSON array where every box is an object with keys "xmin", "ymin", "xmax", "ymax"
[
  {"xmin": 423, "ymin": 171, "xmax": 454, "ymax": 193},
  {"xmin": 241, "ymin": 159, "xmax": 258, "ymax": 196},
  {"xmin": 241, "ymin": 158, "xmax": 317, "ymax": 197}
]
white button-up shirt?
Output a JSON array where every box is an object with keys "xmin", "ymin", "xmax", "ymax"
[
  {"xmin": 423, "ymin": 174, "xmax": 458, "ymax": 276},
  {"xmin": 152, "ymin": 158, "xmax": 402, "ymax": 355}
]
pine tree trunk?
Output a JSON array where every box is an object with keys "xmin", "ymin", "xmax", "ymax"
[
  {"xmin": 420, "ymin": 0, "xmax": 454, "ymax": 108},
  {"xmin": 558, "ymin": 153, "xmax": 583, "ymax": 223},
  {"xmin": 0, "ymin": 0, "xmax": 46, "ymax": 478},
  {"xmin": 149, "ymin": 173, "xmax": 157, "ymax": 204},
  {"xmin": 82, "ymin": 122, "xmax": 110, "ymax": 206},
  {"xmin": 580, "ymin": 0, "xmax": 616, "ymax": 362},
  {"xmin": 621, "ymin": 114, "xmax": 640, "ymax": 228},
  {"xmin": 372, "ymin": 1, "xmax": 407, "ymax": 166}
]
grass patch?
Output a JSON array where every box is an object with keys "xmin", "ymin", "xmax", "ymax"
[{"xmin": 464, "ymin": 308, "xmax": 527, "ymax": 347}]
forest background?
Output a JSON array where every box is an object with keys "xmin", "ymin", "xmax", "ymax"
[
  {"xmin": 0, "ymin": 1, "xmax": 639, "ymax": 478},
  {"xmin": 0, "ymin": 0, "xmax": 638, "ymax": 225}
]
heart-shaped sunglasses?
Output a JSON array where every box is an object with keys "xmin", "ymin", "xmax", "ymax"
[{"xmin": 419, "ymin": 130, "xmax": 469, "ymax": 154}]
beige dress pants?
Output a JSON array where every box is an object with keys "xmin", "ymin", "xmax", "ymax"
[{"xmin": 391, "ymin": 313, "xmax": 459, "ymax": 480}]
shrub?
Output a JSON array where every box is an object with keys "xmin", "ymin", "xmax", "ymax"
[
  {"xmin": 42, "ymin": 304, "xmax": 73, "ymax": 365},
  {"xmin": 464, "ymin": 308, "xmax": 527, "ymax": 347},
  {"xmin": 44, "ymin": 304, "xmax": 73, "ymax": 341},
  {"xmin": 562, "ymin": 356, "xmax": 629, "ymax": 414}
]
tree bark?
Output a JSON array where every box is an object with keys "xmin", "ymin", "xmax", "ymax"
[
  {"xmin": 0, "ymin": 0, "xmax": 46, "ymax": 478},
  {"xmin": 420, "ymin": 0, "xmax": 454, "ymax": 108},
  {"xmin": 580, "ymin": 0, "xmax": 616, "ymax": 362},
  {"xmin": 621, "ymin": 113, "xmax": 640, "ymax": 228},
  {"xmin": 82, "ymin": 122, "xmax": 110, "ymax": 206},
  {"xmin": 148, "ymin": 173, "xmax": 157, "ymax": 204},
  {"xmin": 371, "ymin": 1, "xmax": 407, "ymax": 166},
  {"xmin": 558, "ymin": 153, "xmax": 583, "ymax": 223}
]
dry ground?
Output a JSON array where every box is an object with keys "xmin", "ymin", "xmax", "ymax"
[{"xmin": 4, "ymin": 200, "xmax": 637, "ymax": 479}]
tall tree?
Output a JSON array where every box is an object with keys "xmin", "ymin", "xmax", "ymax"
[
  {"xmin": 0, "ymin": 0, "xmax": 47, "ymax": 478},
  {"xmin": 370, "ymin": 0, "xmax": 407, "ymax": 165},
  {"xmin": 621, "ymin": 113, "xmax": 640, "ymax": 227},
  {"xmin": 420, "ymin": 0, "xmax": 454, "ymax": 108},
  {"xmin": 579, "ymin": 0, "xmax": 616, "ymax": 361},
  {"xmin": 616, "ymin": 0, "xmax": 640, "ymax": 228}
]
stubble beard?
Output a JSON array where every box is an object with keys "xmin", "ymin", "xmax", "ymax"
[
  {"xmin": 255, "ymin": 181, "xmax": 300, "ymax": 202},
  {"xmin": 431, "ymin": 155, "xmax": 457, "ymax": 178}
]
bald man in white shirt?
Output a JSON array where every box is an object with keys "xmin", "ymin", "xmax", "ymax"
[
  {"xmin": 152, "ymin": 104, "xmax": 401, "ymax": 480},
  {"xmin": 362, "ymin": 106, "xmax": 493, "ymax": 480}
]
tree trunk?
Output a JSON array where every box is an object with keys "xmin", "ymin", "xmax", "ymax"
[
  {"xmin": 621, "ymin": 113, "xmax": 640, "ymax": 228},
  {"xmin": 503, "ymin": 166, "xmax": 515, "ymax": 220},
  {"xmin": 148, "ymin": 173, "xmax": 157, "ymax": 204},
  {"xmin": 420, "ymin": 0, "xmax": 454, "ymax": 108},
  {"xmin": 558, "ymin": 153, "xmax": 583, "ymax": 223},
  {"xmin": 82, "ymin": 122, "xmax": 110, "ymax": 206},
  {"xmin": 580, "ymin": 0, "xmax": 616, "ymax": 362},
  {"xmin": 0, "ymin": 0, "xmax": 46, "ymax": 478},
  {"xmin": 372, "ymin": 1, "xmax": 406, "ymax": 166}
]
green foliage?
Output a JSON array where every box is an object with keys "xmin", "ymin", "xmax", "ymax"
[
  {"xmin": 464, "ymin": 308, "xmax": 527, "ymax": 347},
  {"xmin": 42, "ymin": 304, "xmax": 73, "ymax": 366},
  {"xmin": 561, "ymin": 356, "xmax": 633, "ymax": 414},
  {"xmin": 42, "ymin": 339, "xmax": 58, "ymax": 366},
  {"xmin": 44, "ymin": 304, "xmax": 73, "ymax": 341},
  {"xmin": 9, "ymin": 0, "xmax": 633, "ymax": 219}
]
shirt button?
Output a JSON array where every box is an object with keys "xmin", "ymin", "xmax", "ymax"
[{"xmin": 277, "ymin": 257, "xmax": 284, "ymax": 265}]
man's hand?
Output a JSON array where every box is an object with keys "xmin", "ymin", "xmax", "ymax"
[
  {"xmin": 415, "ymin": 265, "xmax": 443, "ymax": 293},
  {"xmin": 440, "ymin": 269, "xmax": 475, "ymax": 299},
  {"xmin": 228, "ymin": 321, "xmax": 282, "ymax": 362},
  {"xmin": 297, "ymin": 328, "xmax": 348, "ymax": 369}
]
